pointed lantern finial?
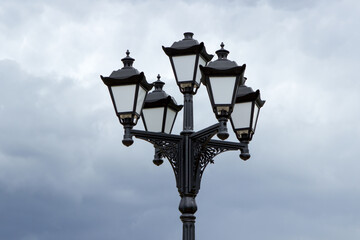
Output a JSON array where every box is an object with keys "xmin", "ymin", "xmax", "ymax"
[
  {"xmin": 121, "ymin": 49, "xmax": 135, "ymax": 68},
  {"xmin": 154, "ymin": 74, "xmax": 165, "ymax": 91},
  {"xmin": 215, "ymin": 42, "xmax": 230, "ymax": 60}
]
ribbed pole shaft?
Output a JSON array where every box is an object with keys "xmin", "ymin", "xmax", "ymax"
[{"xmin": 180, "ymin": 88, "xmax": 196, "ymax": 240}]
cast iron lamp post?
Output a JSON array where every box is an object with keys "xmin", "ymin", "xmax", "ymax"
[{"xmin": 101, "ymin": 32, "xmax": 265, "ymax": 240}]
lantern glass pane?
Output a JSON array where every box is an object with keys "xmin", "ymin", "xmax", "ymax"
[
  {"xmin": 164, "ymin": 107, "xmax": 177, "ymax": 134},
  {"xmin": 142, "ymin": 107, "xmax": 165, "ymax": 132},
  {"xmin": 195, "ymin": 56, "xmax": 206, "ymax": 85},
  {"xmin": 135, "ymin": 86, "xmax": 147, "ymax": 115},
  {"xmin": 209, "ymin": 76, "xmax": 237, "ymax": 104},
  {"xmin": 232, "ymin": 102, "xmax": 252, "ymax": 129},
  {"xmin": 111, "ymin": 85, "xmax": 136, "ymax": 113},
  {"xmin": 173, "ymin": 55, "xmax": 196, "ymax": 83}
]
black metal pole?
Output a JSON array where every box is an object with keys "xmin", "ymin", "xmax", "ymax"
[
  {"xmin": 129, "ymin": 92, "xmax": 249, "ymax": 240},
  {"xmin": 180, "ymin": 87, "xmax": 196, "ymax": 240}
]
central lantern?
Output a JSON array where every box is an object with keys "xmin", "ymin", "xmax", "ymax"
[{"xmin": 162, "ymin": 32, "xmax": 213, "ymax": 94}]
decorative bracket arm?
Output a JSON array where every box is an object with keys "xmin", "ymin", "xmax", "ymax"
[
  {"xmin": 130, "ymin": 129, "xmax": 182, "ymax": 184},
  {"xmin": 190, "ymin": 131, "xmax": 249, "ymax": 194}
]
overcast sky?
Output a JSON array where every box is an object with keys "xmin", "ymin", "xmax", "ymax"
[{"xmin": 1, "ymin": 0, "xmax": 360, "ymax": 239}]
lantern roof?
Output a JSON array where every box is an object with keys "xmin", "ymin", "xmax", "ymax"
[
  {"xmin": 235, "ymin": 85, "xmax": 266, "ymax": 107},
  {"xmin": 144, "ymin": 74, "xmax": 183, "ymax": 111},
  {"xmin": 170, "ymin": 32, "xmax": 200, "ymax": 49},
  {"xmin": 162, "ymin": 32, "xmax": 213, "ymax": 61},
  {"xmin": 108, "ymin": 50, "xmax": 141, "ymax": 79},
  {"xmin": 200, "ymin": 43, "xmax": 246, "ymax": 82},
  {"xmin": 101, "ymin": 50, "xmax": 152, "ymax": 90},
  {"xmin": 207, "ymin": 43, "xmax": 240, "ymax": 69}
]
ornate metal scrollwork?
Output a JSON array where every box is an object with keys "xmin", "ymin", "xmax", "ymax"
[
  {"xmin": 130, "ymin": 130, "xmax": 182, "ymax": 178},
  {"xmin": 154, "ymin": 139, "xmax": 180, "ymax": 176},
  {"xmin": 192, "ymin": 137, "xmax": 246, "ymax": 192},
  {"xmin": 130, "ymin": 128, "xmax": 247, "ymax": 195}
]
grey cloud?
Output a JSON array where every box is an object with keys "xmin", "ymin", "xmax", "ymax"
[
  {"xmin": 0, "ymin": 60, "xmax": 181, "ymax": 240},
  {"xmin": 1, "ymin": 0, "xmax": 360, "ymax": 239}
]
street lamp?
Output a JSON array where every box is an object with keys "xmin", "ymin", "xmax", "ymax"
[{"xmin": 100, "ymin": 33, "xmax": 265, "ymax": 240}]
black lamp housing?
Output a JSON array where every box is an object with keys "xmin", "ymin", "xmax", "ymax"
[
  {"xmin": 142, "ymin": 74, "xmax": 183, "ymax": 134},
  {"xmin": 101, "ymin": 50, "xmax": 153, "ymax": 126},
  {"xmin": 230, "ymin": 84, "xmax": 265, "ymax": 142},
  {"xmin": 200, "ymin": 43, "xmax": 246, "ymax": 120},
  {"xmin": 162, "ymin": 32, "xmax": 213, "ymax": 94}
]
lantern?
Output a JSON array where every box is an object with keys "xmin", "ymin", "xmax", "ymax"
[
  {"xmin": 230, "ymin": 85, "xmax": 265, "ymax": 142},
  {"xmin": 163, "ymin": 32, "xmax": 213, "ymax": 94},
  {"xmin": 142, "ymin": 75, "xmax": 183, "ymax": 134},
  {"xmin": 101, "ymin": 50, "xmax": 153, "ymax": 126},
  {"xmin": 200, "ymin": 43, "xmax": 246, "ymax": 120}
]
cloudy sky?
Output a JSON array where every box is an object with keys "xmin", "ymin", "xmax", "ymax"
[{"xmin": 1, "ymin": 0, "xmax": 360, "ymax": 239}]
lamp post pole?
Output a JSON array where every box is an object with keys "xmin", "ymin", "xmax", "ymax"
[{"xmin": 101, "ymin": 32, "xmax": 265, "ymax": 240}]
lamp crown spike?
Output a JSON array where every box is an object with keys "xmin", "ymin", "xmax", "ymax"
[
  {"xmin": 121, "ymin": 49, "xmax": 135, "ymax": 68},
  {"xmin": 215, "ymin": 42, "xmax": 229, "ymax": 60},
  {"xmin": 154, "ymin": 74, "xmax": 165, "ymax": 91}
]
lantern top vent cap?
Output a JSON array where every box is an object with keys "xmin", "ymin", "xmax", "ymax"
[
  {"xmin": 144, "ymin": 75, "xmax": 183, "ymax": 111},
  {"xmin": 169, "ymin": 32, "xmax": 200, "ymax": 49},
  {"xmin": 236, "ymin": 85, "xmax": 266, "ymax": 107}
]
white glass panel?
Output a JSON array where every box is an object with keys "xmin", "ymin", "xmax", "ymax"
[
  {"xmin": 164, "ymin": 108, "xmax": 177, "ymax": 134},
  {"xmin": 142, "ymin": 107, "xmax": 164, "ymax": 132},
  {"xmin": 173, "ymin": 55, "xmax": 196, "ymax": 82},
  {"xmin": 135, "ymin": 86, "xmax": 147, "ymax": 115},
  {"xmin": 195, "ymin": 56, "xmax": 206, "ymax": 85},
  {"xmin": 231, "ymin": 102, "xmax": 252, "ymax": 129},
  {"xmin": 111, "ymin": 85, "xmax": 136, "ymax": 113},
  {"xmin": 209, "ymin": 77, "xmax": 236, "ymax": 104}
]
